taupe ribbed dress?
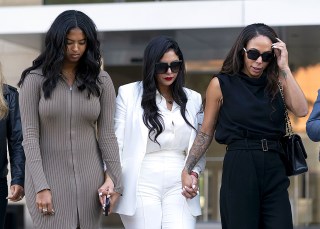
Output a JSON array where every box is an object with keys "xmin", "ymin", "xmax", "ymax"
[{"xmin": 19, "ymin": 69, "xmax": 122, "ymax": 229}]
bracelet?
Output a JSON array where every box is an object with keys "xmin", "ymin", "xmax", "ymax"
[{"xmin": 190, "ymin": 171, "xmax": 199, "ymax": 179}]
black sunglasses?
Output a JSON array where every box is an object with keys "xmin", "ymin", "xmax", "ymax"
[
  {"xmin": 155, "ymin": 60, "xmax": 183, "ymax": 74},
  {"xmin": 243, "ymin": 48, "xmax": 274, "ymax": 62}
]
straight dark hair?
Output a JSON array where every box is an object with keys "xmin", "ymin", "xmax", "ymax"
[
  {"xmin": 220, "ymin": 23, "xmax": 280, "ymax": 98},
  {"xmin": 141, "ymin": 35, "xmax": 195, "ymax": 144},
  {"xmin": 18, "ymin": 10, "xmax": 102, "ymax": 99}
]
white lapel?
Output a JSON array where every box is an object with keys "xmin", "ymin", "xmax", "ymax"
[
  {"xmin": 185, "ymin": 90, "xmax": 199, "ymax": 153},
  {"xmin": 135, "ymin": 84, "xmax": 149, "ymax": 149}
]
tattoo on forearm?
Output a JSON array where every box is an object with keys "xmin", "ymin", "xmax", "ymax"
[
  {"xmin": 281, "ymin": 69, "xmax": 287, "ymax": 79},
  {"xmin": 185, "ymin": 131, "xmax": 213, "ymax": 173}
]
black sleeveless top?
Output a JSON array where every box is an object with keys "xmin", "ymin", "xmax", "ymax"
[{"xmin": 214, "ymin": 72, "xmax": 286, "ymax": 145}]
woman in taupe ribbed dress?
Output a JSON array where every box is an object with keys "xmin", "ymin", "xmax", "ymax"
[{"xmin": 18, "ymin": 10, "xmax": 122, "ymax": 229}]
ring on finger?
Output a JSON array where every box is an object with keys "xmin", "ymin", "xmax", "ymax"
[{"xmin": 49, "ymin": 210, "xmax": 55, "ymax": 216}]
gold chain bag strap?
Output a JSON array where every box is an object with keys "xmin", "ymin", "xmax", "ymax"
[{"xmin": 278, "ymin": 82, "xmax": 308, "ymax": 176}]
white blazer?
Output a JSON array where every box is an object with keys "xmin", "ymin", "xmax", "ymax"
[{"xmin": 113, "ymin": 81, "xmax": 206, "ymax": 216}]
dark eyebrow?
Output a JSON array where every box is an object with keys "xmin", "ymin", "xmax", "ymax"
[{"xmin": 66, "ymin": 38, "xmax": 86, "ymax": 42}]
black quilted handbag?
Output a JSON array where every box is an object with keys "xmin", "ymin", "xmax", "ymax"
[
  {"xmin": 280, "ymin": 134, "xmax": 308, "ymax": 176},
  {"xmin": 278, "ymin": 83, "xmax": 308, "ymax": 176}
]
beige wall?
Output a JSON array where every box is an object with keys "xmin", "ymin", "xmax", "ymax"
[
  {"xmin": 0, "ymin": 0, "xmax": 41, "ymax": 6},
  {"xmin": 0, "ymin": 39, "xmax": 39, "ymax": 88}
]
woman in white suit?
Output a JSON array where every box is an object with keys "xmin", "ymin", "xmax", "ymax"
[{"xmin": 113, "ymin": 36, "xmax": 206, "ymax": 229}]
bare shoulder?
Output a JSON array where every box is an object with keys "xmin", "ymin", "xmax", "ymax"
[{"xmin": 206, "ymin": 77, "xmax": 222, "ymax": 101}]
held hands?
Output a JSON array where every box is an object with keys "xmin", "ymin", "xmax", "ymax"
[
  {"xmin": 181, "ymin": 169, "xmax": 199, "ymax": 199},
  {"xmin": 98, "ymin": 174, "xmax": 120, "ymax": 215},
  {"xmin": 272, "ymin": 38, "xmax": 290, "ymax": 71},
  {"xmin": 6, "ymin": 184, "xmax": 24, "ymax": 202},
  {"xmin": 36, "ymin": 189, "xmax": 55, "ymax": 216}
]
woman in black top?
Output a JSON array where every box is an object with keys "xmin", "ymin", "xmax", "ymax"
[
  {"xmin": 0, "ymin": 65, "xmax": 25, "ymax": 229},
  {"xmin": 181, "ymin": 23, "xmax": 308, "ymax": 229}
]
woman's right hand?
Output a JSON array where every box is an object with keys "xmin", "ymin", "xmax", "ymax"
[
  {"xmin": 181, "ymin": 169, "xmax": 199, "ymax": 199},
  {"xmin": 36, "ymin": 189, "xmax": 55, "ymax": 216},
  {"xmin": 98, "ymin": 175, "xmax": 121, "ymax": 214}
]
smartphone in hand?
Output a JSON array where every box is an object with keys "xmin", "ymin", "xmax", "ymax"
[{"xmin": 103, "ymin": 197, "xmax": 110, "ymax": 216}]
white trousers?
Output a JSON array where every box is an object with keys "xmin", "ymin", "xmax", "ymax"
[{"xmin": 120, "ymin": 150, "xmax": 196, "ymax": 229}]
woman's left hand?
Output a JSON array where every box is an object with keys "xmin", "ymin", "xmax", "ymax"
[
  {"xmin": 7, "ymin": 184, "xmax": 24, "ymax": 202},
  {"xmin": 272, "ymin": 38, "xmax": 289, "ymax": 71},
  {"xmin": 98, "ymin": 175, "xmax": 121, "ymax": 214}
]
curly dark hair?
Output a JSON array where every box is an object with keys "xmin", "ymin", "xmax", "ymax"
[
  {"xmin": 220, "ymin": 23, "xmax": 280, "ymax": 98},
  {"xmin": 18, "ymin": 10, "xmax": 102, "ymax": 99},
  {"xmin": 141, "ymin": 35, "xmax": 195, "ymax": 144}
]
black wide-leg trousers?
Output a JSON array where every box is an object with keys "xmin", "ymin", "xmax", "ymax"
[
  {"xmin": 0, "ymin": 177, "xmax": 8, "ymax": 229},
  {"xmin": 220, "ymin": 139, "xmax": 293, "ymax": 229}
]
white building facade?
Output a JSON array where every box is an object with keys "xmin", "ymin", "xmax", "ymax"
[{"xmin": 1, "ymin": 1, "xmax": 320, "ymax": 228}]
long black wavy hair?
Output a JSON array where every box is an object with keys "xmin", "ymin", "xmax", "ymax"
[
  {"xmin": 141, "ymin": 35, "xmax": 195, "ymax": 144},
  {"xmin": 18, "ymin": 10, "xmax": 102, "ymax": 99},
  {"xmin": 220, "ymin": 23, "xmax": 280, "ymax": 99}
]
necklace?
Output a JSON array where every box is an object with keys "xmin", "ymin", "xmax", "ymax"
[
  {"xmin": 61, "ymin": 70, "xmax": 75, "ymax": 78},
  {"xmin": 160, "ymin": 93, "xmax": 173, "ymax": 104},
  {"xmin": 61, "ymin": 70, "xmax": 76, "ymax": 87}
]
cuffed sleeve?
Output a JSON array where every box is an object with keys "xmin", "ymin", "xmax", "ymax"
[
  {"xmin": 19, "ymin": 74, "xmax": 50, "ymax": 193},
  {"xmin": 306, "ymin": 90, "xmax": 320, "ymax": 142},
  {"xmin": 97, "ymin": 74, "xmax": 123, "ymax": 194},
  {"xmin": 6, "ymin": 87, "xmax": 25, "ymax": 187}
]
